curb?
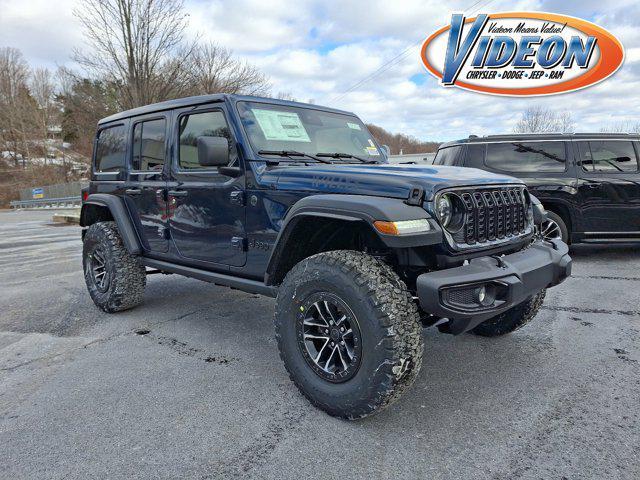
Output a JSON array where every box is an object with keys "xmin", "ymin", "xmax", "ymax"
[{"xmin": 52, "ymin": 213, "xmax": 80, "ymax": 225}]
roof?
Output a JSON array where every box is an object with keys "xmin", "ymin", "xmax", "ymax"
[
  {"xmin": 98, "ymin": 94, "xmax": 355, "ymax": 125},
  {"xmin": 439, "ymin": 132, "xmax": 640, "ymax": 149}
]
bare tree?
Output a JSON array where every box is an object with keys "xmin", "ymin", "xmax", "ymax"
[
  {"xmin": 514, "ymin": 106, "xmax": 574, "ymax": 134},
  {"xmin": 0, "ymin": 47, "xmax": 34, "ymax": 165},
  {"xmin": 366, "ymin": 123, "xmax": 440, "ymax": 155},
  {"xmin": 186, "ymin": 42, "xmax": 270, "ymax": 96},
  {"xmin": 73, "ymin": 0, "xmax": 194, "ymax": 108},
  {"xmin": 599, "ymin": 122, "xmax": 640, "ymax": 134},
  {"xmin": 30, "ymin": 68, "xmax": 57, "ymax": 161}
]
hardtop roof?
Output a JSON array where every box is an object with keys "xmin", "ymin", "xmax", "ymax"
[
  {"xmin": 439, "ymin": 132, "xmax": 640, "ymax": 149},
  {"xmin": 98, "ymin": 94, "xmax": 355, "ymax": 125}
]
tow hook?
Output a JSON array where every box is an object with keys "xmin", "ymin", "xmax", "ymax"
[{"xmin": 490, "ymin": 255, "xmax": 508, "ymax": 268}]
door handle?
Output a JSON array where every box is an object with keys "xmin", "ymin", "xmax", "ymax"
[
  {"xmin": 168, "ymin": 190, "xmax": 188, "ymax": 197},
  {"xmin": 587, "ymin": 183, "xmax": 601, "ymax": 189},
  {"xmin": 125, "ymin": 188, "xmax": 142, "ymax": 195}
]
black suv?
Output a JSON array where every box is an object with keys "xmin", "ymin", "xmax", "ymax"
[
  {"xmin": 435, "ymin": 133, "xmax": 640, "ymax": 244},
  {"xmin": 81, "ymin": 94, "xmax": 571, "ymax": 419}
]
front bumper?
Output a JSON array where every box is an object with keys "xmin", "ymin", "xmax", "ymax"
[{"xmin": 416, "ymin": 239, "xmax": 571, "ymax": 334}]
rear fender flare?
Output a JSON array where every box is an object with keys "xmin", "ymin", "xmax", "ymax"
[{"xmin": 81, "ymin": 194, "xmax": 142, "ymax": 255}]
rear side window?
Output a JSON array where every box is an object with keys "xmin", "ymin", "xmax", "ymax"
[
  {"xmin": 577, "ymin": 141, "xmax": 639, "ymax": 173},
  {"xmin": 178, "ymin": 110, "xmax": 235, "ymax": 170},
  {"xmin": 485, "ymin": 141, "xmax": 566, "ymax": 173},
  {"xmin": 95, "ymin": 125, "xmax": 126, "ymax": 172},
  {"xmin": 132, "ymin": 118, "xmax": 166, "ymax": 171},
  {"xmin": 433, "ymin": 145, "xmax": 462, "ymax": 166}
]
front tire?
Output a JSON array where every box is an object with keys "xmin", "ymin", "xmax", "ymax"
[
  {"xmin": 470, "ymin": 290, "xmax": 546, "ymax": 337},
  {"xmin": 274, "ymin": 251, "xmax": 423, "ymax": 420},
  {"xmin": 83, "ymin": 221, "xmax": 146, "ymax": 313},
  {"xmin": 541, "ymin": 211, "xmax": 569, "ymax": 244}
]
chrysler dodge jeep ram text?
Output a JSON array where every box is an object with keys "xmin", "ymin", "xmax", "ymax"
[{"xmin": 81, "ymin": 94, "xmax": 572, "ymax": 419}]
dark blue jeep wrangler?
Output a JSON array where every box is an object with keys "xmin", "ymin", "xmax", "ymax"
[{"xmin": 81, "ymin": 94, "xmax": 571, "ymax": 419}]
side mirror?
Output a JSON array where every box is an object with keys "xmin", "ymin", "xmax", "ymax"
[
  {"xmin": 197, "ymin": 136, "xmax": 229, "ymax": 167},
  {"xmin": 381, "ymin": 144, "xmax": 391, "ymax": 157}
]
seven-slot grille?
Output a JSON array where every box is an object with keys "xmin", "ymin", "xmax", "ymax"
[{"xmin": 451, "ymin": 186, "xmax": 529, "ymax": 247}]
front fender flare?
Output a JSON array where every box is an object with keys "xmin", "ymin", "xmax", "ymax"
[
  {"xmin": 81, "ymin": 194, "xmax": 142, "ymax": 255},
  {"xmin": 265, "ymin": 194, "xmax": 442, "ymax": 284}
]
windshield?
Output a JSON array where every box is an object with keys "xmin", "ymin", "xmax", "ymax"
[
  {"xmin": 433, "ymin": 145, "xmax": 462, "ymax": 166},
  {"xmin": 237, "ymin": 101, "xmax": 385, "ymax": 162}
]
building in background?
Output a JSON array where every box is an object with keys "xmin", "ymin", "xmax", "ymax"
[{"xmin": 388, "ymin": 152, "xmax": 435, "ymax": 164}]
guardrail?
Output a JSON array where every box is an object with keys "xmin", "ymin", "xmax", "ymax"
[{"xmin": 10, "ymin": 196, "xmax": 82, "ymax": 209}]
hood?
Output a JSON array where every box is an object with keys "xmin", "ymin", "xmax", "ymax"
[{"xmin": 257, "ymin": 163, "xmax": 523, "ymax": 202}]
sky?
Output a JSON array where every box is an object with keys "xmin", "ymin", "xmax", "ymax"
[{"xmin": 1, "ymin": 0, "xmax": 639, "ymax": 141}]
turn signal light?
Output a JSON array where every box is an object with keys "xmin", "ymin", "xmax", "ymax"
[{"xmin": 373, "ymin": 219, "xmax": 431, "ymax": 236}]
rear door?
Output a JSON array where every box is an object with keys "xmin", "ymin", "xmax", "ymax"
[
  {"xmin": 574, "ymin": 139, "xmax": 640, "ymax": 235},
  {"xmin": 479, "ymin": 140, "xmax": 574, "ymax": 197},
  {"xmin": 124, "ymin": 115, "xmax": 170, "ymax": 253},
  {"xmin": 167, "ymin": 104, "xmax": 246, "ymax": 267}
]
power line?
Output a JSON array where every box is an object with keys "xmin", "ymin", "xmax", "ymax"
[{"xmin": 330, "ymin": 0, "xmax": 495, "ymax": 103}]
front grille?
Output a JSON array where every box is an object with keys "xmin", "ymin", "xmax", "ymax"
[{"xmin": 450, "ymin": 186, "xmax": 531, "ymax": 248}]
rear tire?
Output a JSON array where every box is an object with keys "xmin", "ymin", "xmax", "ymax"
[
  {"xmin": 470, "ymin": 290, "xmax": 546, "ymax": 337},
  {"xmin": 274, "ymin": 250, "xmax": 423, "ymax": 420},
  {"xmin": 83, "ymin": 221, "xmax": 146, "ymax": 313}
]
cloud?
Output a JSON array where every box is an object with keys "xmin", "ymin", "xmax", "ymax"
[
  {"xmin": 1, "ymin": 0, "xmax": 639, "ymax": 141},
  {"xmin": 0, "ymin": 0, "xmax": 83, "ymax": 69}
]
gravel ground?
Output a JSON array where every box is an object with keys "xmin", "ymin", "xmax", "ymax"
[{"xmin": 1, "ymin": 209, "xmax": 638, "ymax": 479}]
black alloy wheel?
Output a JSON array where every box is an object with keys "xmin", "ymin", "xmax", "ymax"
[
  {"xmin": 87, "ymin": 246, "xmax": 110, "ymax": 293},
  {"xmin": 296, "ymin": 293, "xmax": 362, "ymax": 383}
]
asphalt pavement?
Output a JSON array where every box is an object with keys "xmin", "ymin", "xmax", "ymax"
[{"xmin": 1, "ymin": 209, "xmax": 638, "ymax": 479}]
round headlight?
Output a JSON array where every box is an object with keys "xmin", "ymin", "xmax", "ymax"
[
  {"xmin": 436, "ymin": 193, "xmax": 465, "ymax": 233},
  {"xmin": 436, "ymin": 195, "xmax": 452, "ymax": 227}
]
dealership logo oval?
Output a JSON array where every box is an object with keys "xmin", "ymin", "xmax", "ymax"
[{"xmin": 421, "ymin": 12, "xmax": 624, "ymax": 96}]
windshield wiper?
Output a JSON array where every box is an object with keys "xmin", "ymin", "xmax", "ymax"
[
  {"xmin": 257, "ymin": 150, "xmax": 332, "ymax": 164},
  {"xmin": 316, "ymin": 152, "xmax": 377, "ymax": 164}
]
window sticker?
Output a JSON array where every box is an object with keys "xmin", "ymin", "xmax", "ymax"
[
  {"xmin": 252, "ymin": 109, "xmax": 311, "ymax": 142},
  {"xmin": 347, "ymin": 122, "xmax": 361, "ymax": 130},
  {"xmin": 365, "ymin": 146, "xmax": 380, "ymax": 156}
]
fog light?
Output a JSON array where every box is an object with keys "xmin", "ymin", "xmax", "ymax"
[
  {"xmin": 476, "ymin": 286, "xmax": 486, "ymax": 303},
  {"xmin": 475, "ymin": 284, "xmax": 496, "ymax": 307}
]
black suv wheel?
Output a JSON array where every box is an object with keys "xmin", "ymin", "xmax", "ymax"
[
  {"xmin": 541, "ymin": 211, "xmax": 569, "ymax": 244},
  {"xmin": 470, "ymin": 290, "xmax": 546, "ymax": 337},
  {"xmin": 274, "ymin": 250, "xmax": 423, "ymax": 419},
  {"xmin": 83, "ymin": 221, "xmax": 146, "ymax": 313}
]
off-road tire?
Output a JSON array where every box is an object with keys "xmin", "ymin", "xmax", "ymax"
[
  {"xmin": 274, "ymin": 250, "xmax": 423, "ymax": 420},
  {"xmin": 470, "ymin": 289, "xmax": 546, "ymax": 337},
  {"xmin": 83, "ymin": 221, "xmax": 146, "ymax": 313}
]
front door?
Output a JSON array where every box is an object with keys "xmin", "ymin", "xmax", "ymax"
[
  {"xmin": 574, "ymin": 140, "xmax": 640, "ymax": 235},
  {"xmin": 125, "ymin": 116, "xmax": 169, "ymax": 253},
  {"xmin": 168, "ymin": 105, "xmax": 246, "ymax": 267}
]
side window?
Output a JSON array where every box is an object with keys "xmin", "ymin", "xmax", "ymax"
[
  {"xmin": 578, "ymin": 140, "xmax": 639, "ymax": 173},
  {"xmin": 465, "ymin": 144, "xmax": 485, "ymax": 167},
  {"xmin": 178, "ymin": 110, "xmax": 236, "ymax": 170},
  {"xmin": 131, "ymin": 118, "xmax": 166, "ymax": 171},
  {"xmin": 95, "ymin": 125, "xmax": 126, "ymax": 172},
  {"xmin": 433, "ymin": 145, "xmax": 462, "ymax": 166},
  {"xmin": 485, "ymin": 141, "xmax": 566, "ymax": 173}
]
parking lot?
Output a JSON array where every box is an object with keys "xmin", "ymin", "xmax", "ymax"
[{"xmin": 1, "ymin": 209, "xmax": 638, "ymax": 479}]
